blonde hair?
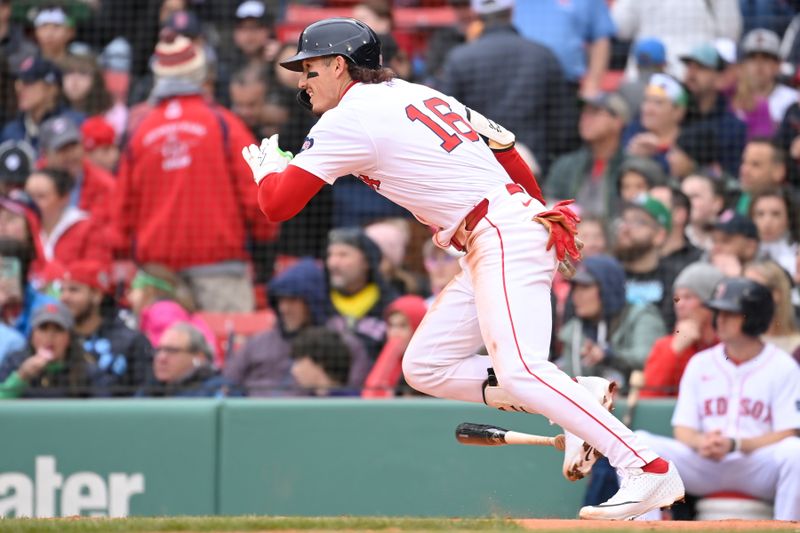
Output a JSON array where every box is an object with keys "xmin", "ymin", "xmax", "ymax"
[{"xmin": 746, "ymin": 259, "xmax": 799, "ymax": 335}]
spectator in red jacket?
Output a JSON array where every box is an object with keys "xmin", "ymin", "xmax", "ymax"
[
  {"xmin": 640, "ymin": 262, "xmax": 723, "ymax": 397},
  {"xmin": 24, "ymin": 167, "xmax": 110, "ymax": 269},
  {"xmin": 80, "ymin": 116, "xmax": 119, "ymax": 173},
  {"xmin": 38, "ymin": 115, "xmax": 115, "ymax": 228},
  {"xmin": 362, "ymin": 295, "xmax": 428, "ymax": 398},
  {"xmin": 113, "ymin": 35, "xmax": 277, "ymax": 312}
]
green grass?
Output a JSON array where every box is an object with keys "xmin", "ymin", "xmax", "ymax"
[
  {"xmin": 0, "ymin": 516, "xmax": 521, "ymax": 533},
  {"xmin": 0, "ymin": 516, "xmax": 790, "ymax": 533}
]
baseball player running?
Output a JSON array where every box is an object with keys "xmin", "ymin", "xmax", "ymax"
[
  {"xmin": 636, "ymin": 278, "xmax": 800, "ymax": 520},
  {"xmin": 242, "ymin": 17, "xmax": 684, "ymax": 520}
]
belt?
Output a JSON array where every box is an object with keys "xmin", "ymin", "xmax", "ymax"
[
  {"xmin": 464, "ymin": 183, "xmax": 525, "ymax": 231},
  {"xmin": 452, "ymin": 183, "xmax": 525, "ymax": 251}
]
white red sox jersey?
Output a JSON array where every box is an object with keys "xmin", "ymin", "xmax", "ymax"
[
  {"xmin": 672, "ymin": 342, "xmax": 800, "ymax": 438},
  {"xmin": 289, "ymin": 79, "xmax": 513, "ymax": 246}
]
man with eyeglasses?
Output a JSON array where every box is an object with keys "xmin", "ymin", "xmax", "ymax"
[
  {"xmin": 136, "ymin": 322, "xmax": 242, "ymax": 398},
  {"xmin": 613, "ymin": 195, "xmax": 681, "ymax": 329}
]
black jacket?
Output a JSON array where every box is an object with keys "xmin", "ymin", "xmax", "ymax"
[{"xmin": 439, "ymin": 23, "xmax": 578, "ymax": 170}]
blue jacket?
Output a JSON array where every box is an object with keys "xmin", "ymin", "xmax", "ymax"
[
  {"xmin": 0, "ymin": 106, "xmax": 85, "ymax": 154},
  {"xmin": 683, "ymin": 94, "xmax": 746, "ymax": 176},
  {"xmin": 136, "ymin": 366, "xmax": 244, "ymax": 398},
  {"xmin": 14, "ymin": 283, "xmax": 57, "ymax": 337}
]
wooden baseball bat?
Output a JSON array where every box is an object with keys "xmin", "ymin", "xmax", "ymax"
[{"xmin": 455, "ymin": 423, "xmax": 566, "ymax": 451}]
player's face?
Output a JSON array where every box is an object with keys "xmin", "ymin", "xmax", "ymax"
[
  {"xmin": 714, "ymin": 310, "xmax": 745, "ymax": 342},
  {"xmin": 298, "ymin": 56, "xmax": 344, "ymax": 115}
]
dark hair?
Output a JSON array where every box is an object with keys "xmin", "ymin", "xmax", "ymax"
[
  {"xmin": 31, "ymin": 167, "xmax": 74, "ymax": 197},
  {"xmin": 59, "ymin": 52, "xmax": 113, "ymax": 115},
  {"xmin": 671, "ymin": 187, "xmax": 691, "ymax": 217},
  {"xmin": 749, "ymin": 187, "xmax": 800, "ymax": 243},
  {"xmin": 347, "ymin": 63, "xmax": 396, "ymax": 84},
  {"xmin": 230, "ymin": 63, "xmax": 269, "ymax": 87},
  {"xmin": 685, "ymin": 172, "xmax": 727, "ymax": 200},
  {"xmin": 290, "ymin": 327, "xmax": 352, "ymax": 386},
  {"xmin": 747, "ymin": 136, "xmax": 786, "ymax": 168}
]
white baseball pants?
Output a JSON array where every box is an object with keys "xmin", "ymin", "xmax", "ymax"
[
  {"xmin": 635, "ymin": 431, "xmax": 800, "ymax": 520},
  {"xmin": 403, "ymin": 185, "xmax": 657, "ymax": 470}
]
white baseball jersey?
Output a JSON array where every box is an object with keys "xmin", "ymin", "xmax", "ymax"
[
  {"xmin": 289, "ymin": 79, "xmax": 512, "ymax": 245},
  {"xmin": 672, "ymin": 342, "xmax": 800, "ymax": 438}
]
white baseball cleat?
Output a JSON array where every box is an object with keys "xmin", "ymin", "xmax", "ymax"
[
  {"xmin": 562, "ymin": 376, "xmax": 616, "ymax": 481},
  {"xmin": 578, "ymin": 461, "xmax": 686, "ymax": 520}
]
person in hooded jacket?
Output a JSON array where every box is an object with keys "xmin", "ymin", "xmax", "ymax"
[
  {"xmin": 325, "ymin": 227, "xmax": 397, "ymax": 361},
  {"xmin": 556, "ymin": 254, "xmax": 667, "ymax": 390},
  {"xmin": 223, "ymin": 258, "xmax": 371, "ymax": 396}
]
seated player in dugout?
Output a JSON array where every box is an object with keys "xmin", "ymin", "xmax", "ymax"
[{"xmin": 242, "ymin": 16, "xmax": 685, "ymax": 520}]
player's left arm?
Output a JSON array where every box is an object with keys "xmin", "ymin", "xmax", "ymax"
[
  {"xmin": 733, "ymin": 429, "xmax": 798, "ymax": 455},
  {"xmin": 732, "ymin": 360, "xmax": 800, "ymax": 454}
]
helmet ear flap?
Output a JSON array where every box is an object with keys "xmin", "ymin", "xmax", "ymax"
[{"xmin": 296, "ymin": 90, "xmax": 312, "ymax": 110}]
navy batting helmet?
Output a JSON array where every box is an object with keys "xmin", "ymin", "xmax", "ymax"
[
  {"xmin": 705, "ymin": 277, "xmax": 774, "ymax": 337},
  {"xmin": 280, "ymin": 18, "xmax": 381, "ymax": 72}
]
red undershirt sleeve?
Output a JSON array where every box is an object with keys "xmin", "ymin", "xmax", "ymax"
[
  {"xmin": 493, "ymin": 147, "xmax": 545, "ymax": 205},
  {"xmin": 257, "ymin": 165, "xmax": 326, "ymax": 222}
]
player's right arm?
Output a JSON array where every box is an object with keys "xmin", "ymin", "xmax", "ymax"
[{"xmin": 242, "ymin": 135, "xmax": 325, "ymax": 222}]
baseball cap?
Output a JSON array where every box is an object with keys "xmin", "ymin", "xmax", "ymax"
[
  {"xmin": 31, "ymin": 302, "xmax": 74, "ymax": 331},
  {"xmin": 164, "ymin": 10, "xmax": 203, "ymax": 39},
  {"xmin": 236, "ymin": 0, "xmax": 270, "ymax": 24},
  {"xmin": 645, "ymin": 73, "xmax": 689, "ymax": 107},
  {"xmin": 619, "ymin": 157, "xmax": 667, "ymax": 187},
  {"xmin": 0, "ymin": 140, "xmax": 35, "ymax": 187},
  {"xmin": 16, "ymin": 56, "xmax": 62, "ymax": 85},
  {"xmin": 471, "ymin": 0, "xmax": 514, "ymax": 15},
  {"xmin": 39, "ymin": 116, "xmax": 81, "ymax": 152},
  {"xmin": 581, "ymin": 92, "xmax": 630, "ymax": 124},
  {"xmin": 61, "ymin": 260, "xmax": 111, "ymax": 293},
  {"xmin": 627, "ymin": 195, "xmax": 672, "ymax": 232},
  {"xmin": 673, "ymin": 262, "xmax": 724, "ymax": 301},
  {"xmin": 680, "ymin": 43, "xmax": 724, "ymax": 71},
  {"xmin": 33, "ymin": 7, "xmax": 73, "ymax": 28},
  {"xmin": 634, "ymin": 38, "xmax": 666, "ymax": 68},
  {"xmin": 741, "ymin": 28, "xmax": 781, "ymax": 59},
  {"xmin": 99, "ymin": 37, "xmax": 132, "ymax": 73},
  {"xmin": 715, "ymin": 37, "xmax": 738, "ymax": 65},
  {"xmin": 80, "ymin": 117, "xmax": 116, "ymax": 151},
  {"xmin": 714, "ymin": 210, "xmax": 758, "ymax": 240}
]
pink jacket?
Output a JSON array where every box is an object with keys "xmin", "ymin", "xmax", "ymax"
[{"xmin": 140, "ymin": 300, "xmax": 218, "ymax": 360}]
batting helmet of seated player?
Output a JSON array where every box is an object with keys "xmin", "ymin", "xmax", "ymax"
[
  {"xmin": 280, "ymin": 17, "xmax": 381, "ymax": 72},
  {"xmin": 705, "ymin": 277, "xmax": 774, "ymax": 337}
]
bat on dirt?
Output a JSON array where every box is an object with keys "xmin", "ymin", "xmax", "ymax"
[{"xmin": 455, "ymin": 423, "xmax": 565, "ymax": 451}]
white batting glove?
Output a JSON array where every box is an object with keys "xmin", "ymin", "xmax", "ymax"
[
  {"xmin": 465, "ymin": 107, "xmax": 515, "ymax": 150},
  {"xmin": 241, "ymin": 134, "xmax": 294, "ymax": 185}
]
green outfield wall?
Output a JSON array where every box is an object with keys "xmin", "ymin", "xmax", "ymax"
[{"xmin": 0, "ymin": 398, "xmax": 676, "ymax": 519}]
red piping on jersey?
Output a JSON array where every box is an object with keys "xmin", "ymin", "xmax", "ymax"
[
  {"xmin": 483, "ymin": 214, "xmax": 648, "ymax": 466},
  {"xmin": 339, "ymin": 81, "xmax": 359, "ymax": 102}
]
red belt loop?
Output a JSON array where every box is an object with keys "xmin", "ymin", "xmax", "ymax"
[{"xmin": 464, "ymin": 183, "xmax": 524, "ymax": 232}]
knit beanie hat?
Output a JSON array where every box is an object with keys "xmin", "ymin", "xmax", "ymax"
[
  {"xmin": 673, "ymin": 262, "xmax": 724, "ymax": 301},
  {"xmin": 151, "ymin": 34, "xmax": 207, "ymax": 85}
]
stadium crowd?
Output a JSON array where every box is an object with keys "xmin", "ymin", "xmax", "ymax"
[
  {"xmin": 1, "ymin": 0, "xmax": 800, "ymax": 521},
  {"xmin": 0, "ymin": 0, "xmax": 796, "ymax": 400}
]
